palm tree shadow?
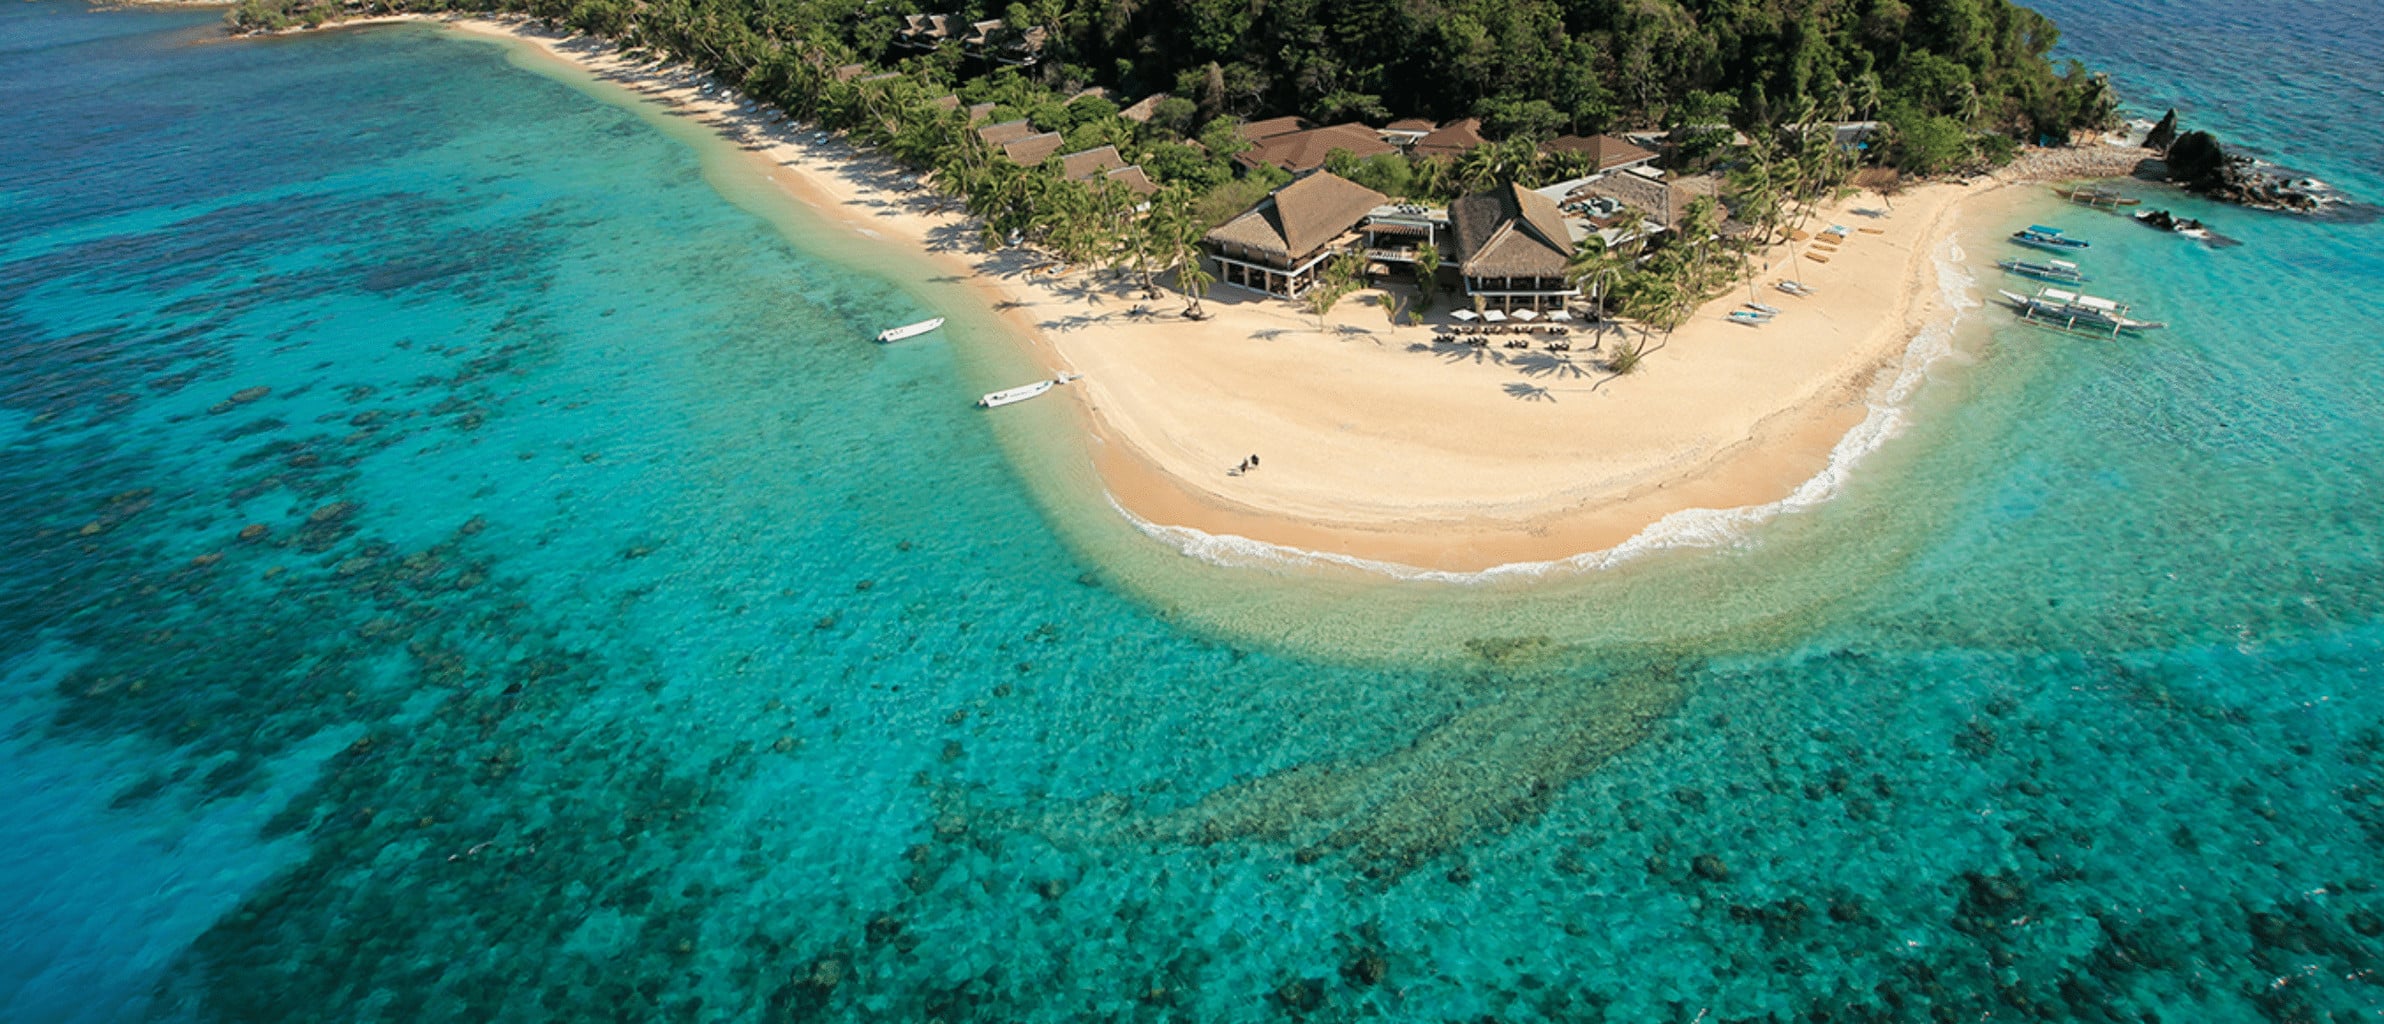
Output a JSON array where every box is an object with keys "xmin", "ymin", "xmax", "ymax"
[{"xmin": 1503, "ymin": 382, "xmax": 1555, "ymax": 402}]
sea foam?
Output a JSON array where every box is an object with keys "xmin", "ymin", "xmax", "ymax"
[{"xmin": 1119, "ymin": 236, "xmax": 1983, "ymax": 584}]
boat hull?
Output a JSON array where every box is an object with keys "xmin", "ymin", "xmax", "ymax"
[{"xmin": 875, "ymin": 317, "xmax": 947, "ymax": 343}]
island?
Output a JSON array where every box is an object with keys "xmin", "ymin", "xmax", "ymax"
[{"xmin": 234, "ymin": 0, "xmax": 2142, "ymax": 572}]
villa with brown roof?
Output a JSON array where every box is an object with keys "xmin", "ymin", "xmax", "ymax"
[
  {"xmin": 961, "ymin": 19, "xmax": 1047, "ymax": 66},
  {"xmin": 1118, "ymin": 94, "xmax": 1170, "ymax": 124},
  {"xmin": 895, "ymin": 14, "xmax": 953, "ymax": 49},
  {"xmin": 1203, "ymin": 172, "xmax": 1391, "ymax": 298},
  {"xmin": 1411, "ymin": 118, "xmax": 1489, "ymax": 159},
  {"xmin": 1058, "ymin": 145, "xmax": 1128, "ymax": 180},
  {"xmin": 1000, "ymin": 132, "xmax": 1066, "ymax": 167},
  {"xmin": 1450, "ymin": 183, "xmax": 1582, "ymax": 312},
  {"xmin": 1542, "ymin": 134, "xmax": 1659, "ymax": 173},
  {"xmin": 1235, "ymin": 116, "xmax": 1312, "ymax": 143},
  {"xmin": 1104, "ymin": 166, "xmax": 1161, "ymax": 199},
  {"xmin": 976, "ymin": 119, "xmax": 1036, "ymax": 147},
  {"xmin": 1234, "ymin": 123, "xmax": 1398, "ymax": 173},
  {"xmin": 832, "ymin": 63, "xmax": 869, "ymax": 83}
]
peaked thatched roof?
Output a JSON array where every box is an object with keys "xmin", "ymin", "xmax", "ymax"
[
  {"xmin": 1237, "ymin": 116, "xmax": 1312, "ymax": 142},
  {"xmin": 1384, "ymin": 117, "xmax": 1436, "ymax": 134},
  {"xmin": 1235, "ymin": 122, "xmax": 1397, "ymax": 173},
  {"xmin": 1059, "ymin": 145, "xmax": 1127, "ymax": 180},
  {"xmin": 966, "ymin": 102, "xmax": 997, "ymax": 123},
  {"xmin": 1001, "ymin": 132, "xmax": 1066, "ymax": 166},
  {"xmin": 977, "ymin": 119, "xmax": 1036, "ymax": 146},
  {"xmin": 1413, "ymin": 118, "xmax": 1488, "ymax": 158},
  {"xmin": 1451, "ymin": 183, "xmax": 1576, "ymax": 278},
  {"xmin": 1119, "ymin": 93, "xmax": 1170, "ymax": 123},
  {"xmin": 832, "ymin": 63, "xmax": 869, "ymax": 83},
  {"xmin": 1105, "ymin": 165, "xmax": 1161, "ymax": 197},
  {"xmin": 930, "ymin": 94, "xmax": 961, "ymax": 112},
  {"xmin": 1203, "ymin": 171, "xmax": 1389, "ymax": 262},
  {"xmin": 1543, "ymin": 134, "xmax": 1658, "ymax": 171}
]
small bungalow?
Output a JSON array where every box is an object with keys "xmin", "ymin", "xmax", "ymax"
[
  {"xmin": 1541, "ymin": 134, "xmax": 1659, "ymax": 173},
  {"xmin": 1118, "ymin": 93, "xmax": 1171, "ymax": 124},
  {"xmin": 1451, "ymin": 183, "xmax": 1582, "ymax": 312},
  {"xmin": 1000, "ymin": 132, "xmax": 1066, "ymax": 167},
  {"xmin": 1235, "ymin": 116, "xmax": 1312, "ymax": 144},
  {"xmin": 832, "ymin": 63, "xmax": 869, "ymax": 83},
  {"xmin": 1059, "ymin": 145, "xmax": 1128, "ymax": 180},
  {"xmin": 976, "ymin": 119, "xmax": 1037, "ymax": 148},
  {"xmin": 930, "ymin": 94, "xmax": 962, "ymax": 113},
  {"xmin": 961, "ymin": 19, "xmax": 1047, "ymax": 66},
  {"xmin": 895, "ymin": 14, "xmax": 953, "ymax": 49},
  {"xmin": 1104, "ymin": 165, "xmax": 1162, "ymax": 199},
  {"xmin": 1234, "ymin": 122, "xmax": 1397, "ymax": 174},
  {"xmin": 1411, "ymin": 118, "xmax": 1488, "ymax": 160},
  {"xmin": 966, "ymin": 101, "xmax": 997, "ymax": 123},
  {"xmin": 1203, "ymin": 171, "xmax": 1390, "ymax": 298}
]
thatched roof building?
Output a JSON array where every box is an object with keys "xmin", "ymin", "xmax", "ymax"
[
  {"xmin": 1234, "ymin": 123, "xmax": 1397, "ymax": 173},
  {"xmin": 1203, "ymin": 171, "xmax": 1389, "ymax": 297},
  {"xmin": 1412, "ymin": 118, "xmax": 1488, "ymax": 159},
  {"xmin": 1000, "ymin": 132, "xmax": 1066, "ymax": 166},
  {"xmin": 1542, "ymin": 134, "xmax": 1659, "ymax": 172},
  {"xmin": 1450, "ymin": 183, "xmax": 1582, "ymax": 310}
]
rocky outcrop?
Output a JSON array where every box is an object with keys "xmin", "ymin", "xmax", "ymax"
[{"xmin": 2155, "ymin": 127, "xmax": 2323, "ymax": 212}]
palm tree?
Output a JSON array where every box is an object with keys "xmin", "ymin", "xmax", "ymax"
[
  {"xmin": 1413, "ymin": 241, "xmax": 1440, "ymax": 304},
  {"xmin": 1176, "ymin": 255, "xmax": 1213, "ymax": 317},
  {"xmin": 1564, "ymin": 235, "xmax": 1627, "ymax": 320},
  {"xmin": 1851, "ymin": 72, "xmax": 1883, "ymax": 120}
]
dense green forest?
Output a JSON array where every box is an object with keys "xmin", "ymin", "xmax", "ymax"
[
  {"xmin": 246, "ymin": 0, "xmax": 2114, "ymax": 148},
  {"xmin": 231, "ymin": 0, "xmax": 2116, "ymax": 362}
]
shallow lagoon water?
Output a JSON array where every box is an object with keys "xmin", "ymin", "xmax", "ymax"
[{"xmin": 2, "ymin": 2, "xmax": 2381, "ymax": 1021}]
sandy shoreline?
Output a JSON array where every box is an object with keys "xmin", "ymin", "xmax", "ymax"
[{"xmin": 332, "ymin": 15, "xmax": 2134, "ymax": 574}]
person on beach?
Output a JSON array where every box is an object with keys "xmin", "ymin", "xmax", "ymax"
[
  {"xmin": 1236, "ymin": 457, "xmax": 1249, "ymax": 474},
  {"xmin": 1249, "ymin": 454, "xmax": 1260, "ymax": 468}
]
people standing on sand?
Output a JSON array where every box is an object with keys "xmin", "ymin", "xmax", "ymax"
[
  {"xmin": 1248, "ymin": 454, "xmax": 1260, "ymax": 469},
  {"xmin": 1236, "ymin": 457, "xmax": 1249, "ymax": 474}
]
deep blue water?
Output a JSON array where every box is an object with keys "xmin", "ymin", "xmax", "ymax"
[{"xmin": 2, "ymin": 3, "xmax": 2381, "ymax": 1022}]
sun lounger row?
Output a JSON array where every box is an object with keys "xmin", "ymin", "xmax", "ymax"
[{"xmin": 1436, "ymin": 324, "xmax": 1573, "ymax": 336}]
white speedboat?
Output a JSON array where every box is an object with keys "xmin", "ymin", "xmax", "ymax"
[
  {"xmin": 978, "ymin": 372, "xmax": 1079, "ymax": 408},
  {"xmin": 875, "ymin": 317, "xmax": 945, "ymax": 343}
]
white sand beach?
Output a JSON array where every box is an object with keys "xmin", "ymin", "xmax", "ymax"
[{"xmin": 381, "ymin": 15, "xmax": 2120, "ymax": 572}]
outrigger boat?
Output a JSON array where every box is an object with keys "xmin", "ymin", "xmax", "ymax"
[
  {"xmin": 2053, "ymin": 185, "xmax": 2140, "ymax": 208},
  {"xmin": 2010, "ymin": 224, "xmax": 2090, "ymax": 252},
  {"xmin": 1995, "ymin": 256, "xmax": 2091, "ymax": 284},
  {"xmin": 1994, "ymin": 286, "xmax": 2166, "ymax": 338},
  {"xmin": 875, "ymin": 317, "xmax": 945, "ymax": 344},
  {"xmin": 977, "ymin": 372, "xmax": 1080, "ymax": 408}
]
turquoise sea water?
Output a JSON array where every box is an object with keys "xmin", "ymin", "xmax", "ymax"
[{"xmin": 3, "ymin": 3, "xmax": 2382, "ymax": 1021}]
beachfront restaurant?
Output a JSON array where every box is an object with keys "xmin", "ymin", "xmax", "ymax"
[
  {"xmin": 1203, "ymin": 171, "xmax": 1390, "ymax": 298},
  {"xmin": 1360, "ymin": 204, "xmax": 1448, "ymax": 267},
  {"xmin": 1450, "ymin": 183, "xmax": 1581, "ymax": 312}
]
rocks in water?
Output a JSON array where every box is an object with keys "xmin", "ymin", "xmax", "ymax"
[
  {"xmin": 2144, "ymin": 108, "xmax": 2179, "ymax": 155},
  {"xmin": 229, "ymin": 386, "xmax": 270, "ymax": 404},
  {"xmin": 1340, "ymin": 950, "xmax": 1388, "ymax": 987},
  {"xmin": 308, "ymin": 501, "xmax": 359, "ymax": 524},
  {"xmin": 2160, "ymin": 129, "xmax": 2322, "ymax": 212},
  {"xmin": 237, "ymin": 523, "xmax": 270, "ymax": 543},
  {"xmin": 1270, "ymin": 976, "xmax": 1325, "ymax": 1013},
  {"xmin": 1691, "ymin": 853, "xmax": 1731, "ymax": 882}
]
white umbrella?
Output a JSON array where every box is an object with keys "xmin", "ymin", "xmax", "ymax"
[
  {"xmin": 1482, "ymin": 309, "xmax": 1508, "ymax": 323},
  {"xmin": 1510, "ymin": 308, "xmax": 1540, "ymax": 321},
  {"xmin": 1451, "ymin": 309, "xmax": 1479, "ymax": 321},
  {"xmin": 1546, "ymin": 310, "xmax": 1573, "ymax": 322}
]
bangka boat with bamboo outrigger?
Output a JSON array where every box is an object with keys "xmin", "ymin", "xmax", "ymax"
[
  {"xmin": 1994, "ymin": 286, "xmax": 2166, "ymax": 338},
  {"xmin": 2009, "ymin": 224, "xmax": 2091, "ymax": 252},
  {"xmin": 2053, "ymin": 185, "xmax": 2140, "ymax": 208},
  {"xmin": 1995, "ymin": 256, "xmax": 2092, "ymax": 284},
  {"xmin": 874, "ymin": 317, "xmax": 945, "ymax": 344}
]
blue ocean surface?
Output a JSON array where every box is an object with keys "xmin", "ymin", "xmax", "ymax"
[{"xmin": 1, "ymin": 2, "xmax": 2380, "ymax": 1021}]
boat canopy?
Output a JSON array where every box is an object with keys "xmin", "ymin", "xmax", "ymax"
[
  {"xmin": 2041, "ymin": 288, "xmax": 2078, "ymax": 302},
  {"xmin": 2076, "ymin": 296, "xmax": 2119, "ymax": 312},
  {"xmin": 2050, "ymin": 259, "xmax": 2079, "ymax": 270},
  {"xmin": 2025, "ymin": 225, "xmax": 2065, "ymax": 235}
]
